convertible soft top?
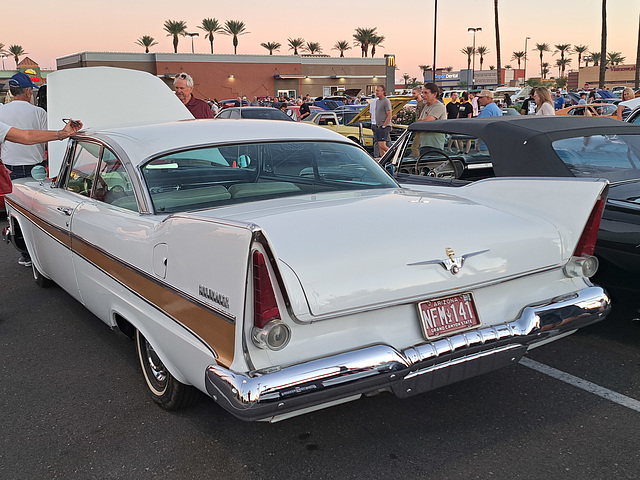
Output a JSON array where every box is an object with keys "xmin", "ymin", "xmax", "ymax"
[{"xmin": 409, "ymin": 117, "xmax": 640, "ymax": 177}]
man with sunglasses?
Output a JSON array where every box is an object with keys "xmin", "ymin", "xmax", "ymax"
[{"xmin": 173, "ymin": 72, "xmax": 214, "ymax": 119}]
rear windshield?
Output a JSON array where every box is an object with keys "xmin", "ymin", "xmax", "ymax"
[
  {"xmin": 552, "ymin": 134, "xmax": 640, "ymax": 183},
  {"xmin": 241, "ymin": 109, "xmax": 292, "ymax": 121},
  {"xmin": 141, "ymin": 141, "xmax": 397, "ymax": 213}
]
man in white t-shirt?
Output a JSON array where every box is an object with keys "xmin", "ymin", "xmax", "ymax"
[{"xmin": 0, "ymin": 72, "xmax": 48, "ymax": 180}]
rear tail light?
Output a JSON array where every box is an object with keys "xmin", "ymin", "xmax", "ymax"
[
  {"xmin": 564, "ymin": 193, "xmax": 606, "ymax": 279},
  {"xmin": 253, "ymin": 250, "xmax": 280, "ymax": 329},
  {"xmin": 252, "ymin": 250, "xmax": 291, "ymax": 351},
  {"xmin": 573, "ymin": 195, "xmax": 606, "ymax": 257}
]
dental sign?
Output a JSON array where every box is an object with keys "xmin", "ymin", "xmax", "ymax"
[{"xmin": 435, "ymin": 73, "xmax": 460, "ymax": 80}]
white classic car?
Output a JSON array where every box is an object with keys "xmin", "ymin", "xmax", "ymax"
[{"xmin": 3, "ymin": 69, "xmax": 611, "ymax": 422}]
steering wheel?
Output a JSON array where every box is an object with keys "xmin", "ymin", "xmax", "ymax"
[{"xmin": 415, "ymin": 149, "xmax": 459, "ymax": 179}]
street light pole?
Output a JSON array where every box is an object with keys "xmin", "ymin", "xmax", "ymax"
[
  {"xmin": 468, "ymin": 27, "xmax": 482, "ymax": 88},
  {"xmin": 524, "ymin": 36, "xmax": 531, "ymax": 84},
  {"xmin": 186, "ymin": 32, "xmax": 199, "ymax": 53},
  {"xmin": 433, "ymin": 0, "xmax": 438, "ymax": 85}
]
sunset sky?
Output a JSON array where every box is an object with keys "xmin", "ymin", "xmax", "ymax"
[{"xmin": 1, "ymin": 0, "xmax": 638, "ymax": 80}]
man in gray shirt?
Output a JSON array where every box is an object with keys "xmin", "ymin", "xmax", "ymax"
[{"xmin": 373, "ymin": 85, "xmax": 392, "ymax": 157}]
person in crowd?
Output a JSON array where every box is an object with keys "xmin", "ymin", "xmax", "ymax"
[
  {"xmin": 373, "ymin": 85, "xmax": 392, "ymax": 157},
  {"xmin": 578, "ymin": 92, "xmax": 588, "ymax": 105},
  {"xmin": 521, "ymin": 89, "xmax": 537, "ymax": 115},
  {"xmin": 554, "ymin": 91, "xmax": 565, "ymax": 110},
  {"xmin": 616, "ymin": 87, "xmax": 635, "ymax": 121},
  {"xmin": 411, "ymin": 86, "xmax": 426, "ymax": 120},
  {"xmin": 173, "ymin": 73, "xmax": 214, "ymax": 119},
  {"xmin": 250, "ymin": 96, "xmax": 260, "ymax": 106},
  {"xmin": 299, "ymin": 97, "xmax": 311, "ymax": 121},
  {"xmin": 446, "ymin": 91, "xmax": 460, "ymax": 119},
  {"xmin": 588, "ymin": 91, "xmax": 596, "ymax": 104},
  {"xmin": 470, "ymin": 92, "xmax": 479, "ymax": 116},
  {"xmin": 0, "ymin": 73, "xmax": 48, "ymax": 181},
  {"xmin": 534, "ymin": 87, "xmax": 556, "ymax": 116},
  {"xmin": 503, "ymin": 93, "xmax": 512, "ymax": 108},
  {"xmin": 457, "ymin": 92, "xmax": 473, "ymax": 118},
  {"xmin": 278, "ymin": 102, "xmax": 288, "ymax": 113},
  {"xmin": 418, "ymin": 82, "xmax": 447, "ymax": 154},
  {"xmin": 476, "ymin": 90, "xmax": 503, "ymax": 117}
]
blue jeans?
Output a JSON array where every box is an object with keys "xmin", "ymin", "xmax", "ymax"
[{"xmin": 8, "ymin": 163, "xmax": 42, "ymax": 180}]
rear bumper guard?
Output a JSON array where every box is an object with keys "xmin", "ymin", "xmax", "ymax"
[{"xmin": 205, "ymin": 286, "xmax": 610, "ymax": 421}]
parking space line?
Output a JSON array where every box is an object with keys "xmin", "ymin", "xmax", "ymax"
[{"xmin": 520, "ymin": 357, "xmax": 640, "ymax": 413}]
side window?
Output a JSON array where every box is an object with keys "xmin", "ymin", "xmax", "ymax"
[
  {"xmin": 94, "ymin": 149, "xmax": 138, "ymax": 212},
  {"xmin": 229, "ymin": 109, "xmax": 241, "ymax": 119},
  {"xmin": 66, "ymin": 141, "xmax": 100, "ymax": 196},
  {"xmin": 217, "ymin": 110, "xmax": 229, "ymax": 119}
]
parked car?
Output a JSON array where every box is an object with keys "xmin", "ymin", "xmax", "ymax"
[
  {"xmin": 215, "ymin": 106, "xmax": 293, "ymax": 121},
  {"xmin": 4, "ymin": 68, "xmax": 611, "ymax": 422},
  {"xmin": 304, "ymin": 96, "xmax": 409, "ymax": 150},
  {"xmin": 219, "ymin": 99, "xmax": 249, "ymax": 109},
  {"xmin": 556, "ymin": 104, "xmax": 618, "ymax": 117},
  {"xmin": 379, "ymin": 116, "xmax": 640, "ymax": 288}
]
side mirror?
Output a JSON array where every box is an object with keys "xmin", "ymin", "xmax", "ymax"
[
  {"xmin": 31, "ymin": 165, "xmax": 47, "ymax": 182},
  {"xmin": 384, "ymin": 163, "xmax": 395, "ymax": 175}
]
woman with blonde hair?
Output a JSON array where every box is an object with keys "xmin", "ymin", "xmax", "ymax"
[
  {"xmin": 534, "ymin": 87, "xmax": 555, "ymax": 116},
  {"xmin": 616, "ymin": 87, "xmax": 635, "ymax": 121}
]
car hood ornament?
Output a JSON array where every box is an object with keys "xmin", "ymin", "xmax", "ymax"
[{"xmin": 408, "ymin": 248, "xmax": 489, "ymax": 275}]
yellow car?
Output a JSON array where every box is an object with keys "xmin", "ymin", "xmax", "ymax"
[{"xmin": 304, "ymin": 96, "xmax": 409, "ymax": 151}]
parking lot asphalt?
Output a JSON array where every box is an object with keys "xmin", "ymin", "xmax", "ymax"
[{"xmin": 1, "ymin": 219, "xmax": 639, "ymax": 480}]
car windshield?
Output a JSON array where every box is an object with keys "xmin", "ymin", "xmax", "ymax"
[
  {"xmin": 141, "ymin": 141, "xmax": 397, "ymax": 213},
  {"xmin": 552, "ymin": 134, "xmax": 640, "ymax": 182}
]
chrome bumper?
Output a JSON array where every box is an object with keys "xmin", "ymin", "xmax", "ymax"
[{"xmin": 205, "ymin": 286, "xmax": 610, "ymax": 422}]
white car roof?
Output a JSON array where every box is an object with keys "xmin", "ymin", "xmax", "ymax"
[{"xmin": 84, "ymin": 119, "xmax": 352, "ymax": 167}]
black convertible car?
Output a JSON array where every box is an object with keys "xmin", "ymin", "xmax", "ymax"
[{"xmin": 380, "ymin": 116, "xmax": 640, "ymax": 289}]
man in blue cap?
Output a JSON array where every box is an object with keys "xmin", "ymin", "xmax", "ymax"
[
  {"xmin": 0, "ymin": 72, "xmax": 48, "ymax": 180},
  {"xmin": 1, "ymin": 72, "xmax": 48, "ymax": 266}
]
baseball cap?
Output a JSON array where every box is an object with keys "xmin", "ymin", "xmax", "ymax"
[
  {"xmin": 477, "ymin": 89, "xmax": 494, "ymax": 99},
  {"xmin": 9, "ymin": 72, "xmax": 36, "ymax": 88}
]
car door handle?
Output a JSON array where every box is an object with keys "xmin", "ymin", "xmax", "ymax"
[{"xmin": 57, "ymin": 207, "xmax": 73, "ymax": 216}]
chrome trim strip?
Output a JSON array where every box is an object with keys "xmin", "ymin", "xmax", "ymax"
[{"xmin": 205, "ymin": 286, "xmax": 610, "ymax": 421}]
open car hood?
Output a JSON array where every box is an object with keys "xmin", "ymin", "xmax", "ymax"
[
  {"xmin": 347, "ymin": 96, "xmax": 411, "ymax": 125},
  {"xmin": 47, "ymin": 66, "xmax": 193, "ymax": 177}
]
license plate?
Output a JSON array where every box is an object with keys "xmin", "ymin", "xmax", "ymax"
[{"xmin": 417, "ymin": 293, "xmax": 481, "ymax": 340}]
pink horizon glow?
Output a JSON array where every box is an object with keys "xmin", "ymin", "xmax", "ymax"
[{"xmin": 2, "ymin": 0, "xmax": 637, "ymax": 81}]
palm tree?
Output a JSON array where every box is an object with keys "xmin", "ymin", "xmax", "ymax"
[
  {"xmin": 476, "ymin": 46, "xmax": 490, "ymax": 70},
  {"xmin": 534, "ymin": 43, "xmax": 551, "ymax": 78},
  {"xmin": 199, "ymin": 18, "xmax": 222, "ymax": 54},
  {"xmin": 8, "ymin": 45, "xmax": 25, "ymax": 68},
  {"xmin": 260, "ymin": 41, "xmax": 281, "ymax": 55},
  {"xmin": 511, "ymin": 51, "xmax": 525, "ymax": 69},
  {"xmin": 555, "ymin": 57, "xmax": 572, "ymax": 77},
  {"xmin": 332, "ymin": 40, "xmax": 351, "ymax": 57},
  {"xmin": 222, "ymin": 20, "xmax": 249, "ymax": 54},
  {"xmin": 163, "ymin": 20, "xmax": 187, "ymax": 53},
  {"xmin": 352, "ymin": 27, "xmax": 377, "ymax": 57},
  {"xmin": 591, "ymin": 52, "xmax": 602, "ymax": 66},
  {"xmin": 541, "ymin": 62, "xmax": 550, "ymax": 79},
  {"xmin": 554, "ymin": 43, "xmax": 572, "ymax": 62},
  {"xmin": 494, "ymin": 0, "xmax": 502, "ymax": 89},
  {"xmin": 445, "ymin": 66, "xmax": 453, "ymax": 72},
  {"xmin": 607, "ymin": 51, "xmax": 625, "ymax": 65},
  {"xmin": 304, "ymin": 42, "xmax": 322, "ymax": 55},
  {"xmin": 403, "ymin": 73, "xmax": 410, "ymax": 87},
  {"xmin": 599, "ymin": 0, "xmax": 607, "ymax": 88},
  {"xmin": 574, "ymin": 44, "xmax": 589, "ymax": 67},
  {"xmin": 418, "ymin": 64, "xmax": 431, "ymax": 81},
  {"xmin": 288, "ymin": 38, "xmax": 305, "ymax": 55},
  {"xmin": 370, "ymin": 35, "xmax": 385, "ymax": 57},
  {"xmin": 461, "ymin": 46, "xmax": 475, "ymax": 71},
  {"xmin": 135, "ymin": 35, "xmax": 158, "ymax": 53}
]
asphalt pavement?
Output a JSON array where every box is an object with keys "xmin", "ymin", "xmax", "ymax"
[{"xmin": 1, "ymin": 215, "xmax": 639, "ymax": 480}]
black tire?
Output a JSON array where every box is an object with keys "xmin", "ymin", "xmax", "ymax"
[
  {"xmin": 135, "ymin": 329, "xmax": 200, "ymax": 410},
  {"xmin": 33, "ymin": 263, "xmax": 54, "ymax": 288}
]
